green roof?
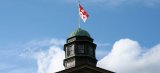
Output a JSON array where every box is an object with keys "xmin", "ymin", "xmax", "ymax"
[{"xmin": 69, "ymin": 28, "xmax": 91, "ymax": 38}]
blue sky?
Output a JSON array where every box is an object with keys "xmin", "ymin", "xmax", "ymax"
[{"xmin": 0, "ymin": 0, "xmax": 160, "ymax": 73}]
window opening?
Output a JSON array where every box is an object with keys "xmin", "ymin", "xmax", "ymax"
[
  {"xmin": 78, "ymin": 45, "xmax": 84, "ymax": 53},
  {"xmin": 89, "ymin": 45, "xmax": 93, "ymax": 55},
  {"xmin": 68, "ymin": 45, "xmax": 73, "ymax": 56}
]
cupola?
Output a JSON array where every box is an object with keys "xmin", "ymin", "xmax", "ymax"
[{"xmin": 63, "ymin": 28, "xmax": 97, "ymax": 69}]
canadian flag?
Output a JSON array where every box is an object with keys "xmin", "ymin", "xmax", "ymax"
[{"xmin": 79, "ymin": 4, "xmax": 89, "ymax": 22}]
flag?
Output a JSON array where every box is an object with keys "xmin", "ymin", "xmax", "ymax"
[{"xmin": 79, "ymin": 4, "xmax": 89, "ymax": 22}]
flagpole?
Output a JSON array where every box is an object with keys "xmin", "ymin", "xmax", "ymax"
[{"xmin": 78, "ymin": 1, "xmax": 80, "ymax": 28}]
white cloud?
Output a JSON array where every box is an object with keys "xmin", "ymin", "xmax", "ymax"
[
  {"xmin": 17, "ymin": 38, "xmax": 160, "ymax": 73},
  {"xmin": 0, "ymin": 38, "xmax": 65, "ymax": 73},
  {"xmin": 18, "ymin": 38, "xmax": 66, "ymax": 73},
  {"xmin": 24, "ymin": 38, "xmax": 65, "ymax": 47},
  {"xmin": 35, "ymin": 46, "xmax": 65, "ymax": 73},
  {"xmin": 97, "ymin": 38, "xmax": 160, "ymax": 73},
  {"xmin": 19, "ymin": 38, "xmax": 65, "ymax": 58},
  {"xmin": 142, "ymin": 0, "xmax": 160, "ymax": 7},
  {"xmin": 67, "ymin": 0, "xmax": 160, "ymax": 7},
  {"xmin": 96, "ymin": 42, "xmax": 110, "ymax": 46}
]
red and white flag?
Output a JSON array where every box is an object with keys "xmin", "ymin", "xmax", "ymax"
[{"xmin": 79, "ymin": 4, "xmax": 89, "ymax": 22}]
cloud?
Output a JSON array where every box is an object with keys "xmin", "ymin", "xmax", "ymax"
[
  {"xmin": 0, "ymin": 38, "xmax": 65, "ymax": 73},
  {"xmin": 97, "ymin": 38, "xmax": 160, "ymax": 73},
  {"xmin": 16, "ymin": 38, "xmax": 160, "ymax": 73},
  {"xmin": 19, "ymin": 38, "xmax": 65, "ymax": 58},
  {"xmin": 18, "ymin": 38, "xmax": 66, "ymax": 73},
  {"xmin": 24, "ymin": 38, "xmax": 65, "ymax": 47},
  {"xmin": 36, "ymin": 46, "xmax": 65, "ymax": 73},
  {"xmin": 96, "ymin": 42, "xmax": 111, "ymax": 46},
  {"xmin": 67, "ymin": 0, "xmax": 160, "ymax": 7}
]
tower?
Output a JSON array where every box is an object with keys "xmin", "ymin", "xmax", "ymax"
[
  {"xmin": 56, "ymin": 28, "xmax": 115, "ymax": 73},
  {"xmin": 63, "ymin": 28, "xmax": 97, "ymax": 69}
]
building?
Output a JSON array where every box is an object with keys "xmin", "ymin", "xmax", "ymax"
[{"xmin": 56, "ymin": 28, "xmax": 114, "ymax": 73}]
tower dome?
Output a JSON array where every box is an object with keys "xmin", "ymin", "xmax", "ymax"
[{"xmin": 69, "ymin": 28, "xmax": 91, "ymax": 38}]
